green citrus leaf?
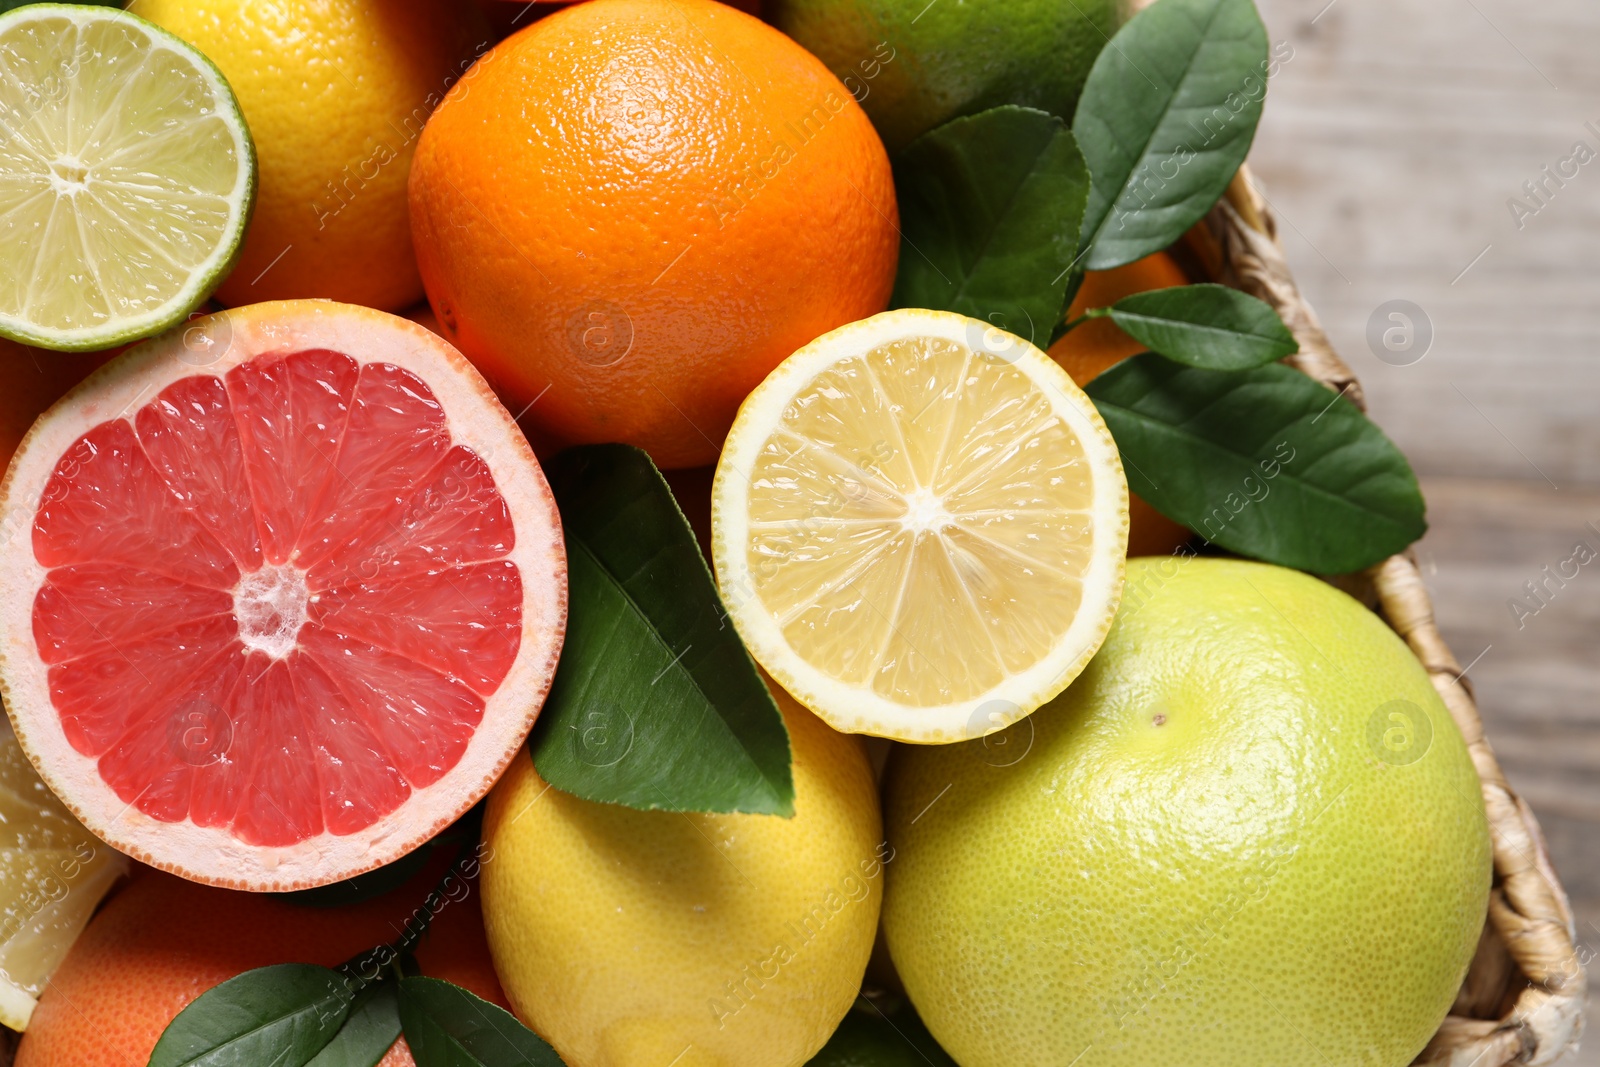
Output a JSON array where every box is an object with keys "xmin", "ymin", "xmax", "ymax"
[
  {"xmin": 1100, "ymin": 283, "xmax": 1296, "ymax": 370},
  {"xmin": 398, "ymin": 977, "xmax": 565, "ymax": 1067},
  {"xmin": 147, "ymin": 964, "xmax": 352, "ymax": 1067},
  {"xmin": 305, "ymin": 983, "xmax": 402, "ymax": 1067},
  {"xmin": 530, "ymin": 445, "xmax": 793, "ymax": 816},
  {"xmin": 891, "ymin": 106, "xmax": 1089, "ymax": 348},
  {"xmin": 1074, "ymin": 0, "xmax": 1269, "ymax": 269},
  {"xmin": 1084, "ymin": 355, "xmax": 1426, "ymax": 572}
]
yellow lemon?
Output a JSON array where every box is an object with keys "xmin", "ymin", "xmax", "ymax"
[
  {"xmin": 139, "ymin": 0, "xmax": 489, "ymax": 311},
  {"xmin": 884, "ymin": 557, "xmax": 1492, "ymax": 1067},
  {"xmin": 0, "ymin": 713, "xmax": 126, "ymax": 1030},
  {"xmin": 482, "ymin": 687, "xmax": 885, "ymax": 1067},
  {"xmin": 712, "ymin": 309, "xmax": 1128, "ymax": 744}
]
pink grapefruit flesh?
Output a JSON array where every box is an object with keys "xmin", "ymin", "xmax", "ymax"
[{"xmin": 0, "ymin": 300, "xmax": 567, "ymax": 891}]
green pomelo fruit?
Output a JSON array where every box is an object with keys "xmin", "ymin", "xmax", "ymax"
[{"xmin": 883, "ymin": 557, "xmax": 1492, "ymax": 1067}]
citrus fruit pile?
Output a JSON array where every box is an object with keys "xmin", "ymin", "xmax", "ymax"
[{"xmin": 0, "ymin": 1, "xmax": 1489, "ymax": 1066}]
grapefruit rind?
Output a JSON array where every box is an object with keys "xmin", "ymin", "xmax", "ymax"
[
  {"xmin": 0, "ymin": 300, "xmax": 567, "ymax": 891},
  {"xmin": 711, "ymin": 309, "xmax": 1128, "ymax": 745},
  {"xmin": 0, "ymin": 5, "xmax": 257, "ymax": 353}
]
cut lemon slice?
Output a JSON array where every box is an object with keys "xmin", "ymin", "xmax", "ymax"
[
  {"xmin": 0, "ymin": 5, "xmax": 255, "ymax": 352},
  {"xmin": 713, "ymin": 310, "xmax": 1129, "ymax": 743},
  {"xmin": 0, "ymin": 709, "xmax": 126, "ymax": 1031}
]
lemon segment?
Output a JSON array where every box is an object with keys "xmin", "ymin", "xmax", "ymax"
[
  {"xmin": 0, "ymin": 714, "xmax": 127, "ymax": 1030},
  {"xmin": 714, "ymin": 310, "xmax": 1129, "ymax": 743},
  {"xmin": 0, "ymin": 5, "xmax": 255, "ymax": 351}
]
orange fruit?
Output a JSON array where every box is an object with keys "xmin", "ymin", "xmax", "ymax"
[
  {"xmin": 480, "ymin": 0, "xmax": 761, "ymax": 28},
  {"xmin": 402, "ymin": 302, "xmax": 565, "ymax": 460},
  {"xmin": 0, "ymin": 342, "xmax": 112, "ymax": 476},
  {"xmin": 0, "ymin": 301, "xmax": 567, "ymax": 891},
  {"xmin": 17, "ymin": 857, "xmax": 509, "ymax": 1067},
  {"xmin": 1048, "ymin": 252, "xmax": 1193, "ymax": 557},
  {"xmin": 1048, "ymin": 251, "xmax": 1190, "ymax": 384},
  {"xmin": 139, "ymin": 0, "xmax": 492, "ymax": 311},
  {"xmin": 1121, "ymin": 494, "xmax": 1192, "ymax": 559},
  {"xmin": 409, "ymin": 0, "xmax": 899, "ymax": 469}
]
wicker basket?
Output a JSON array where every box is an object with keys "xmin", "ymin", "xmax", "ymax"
[{"xmin": 1186, "ymin": 168, "xmax": 1588, "ymax": 1067}]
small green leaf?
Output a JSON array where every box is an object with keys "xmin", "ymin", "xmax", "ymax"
[
  {"xmin": 891, "ymin": 106, "xmax": 1090, "ymax": 348},
  {"xmin": 1074, "ymin": 0, "xmax": 1270, "ymax": 269},
  {"xmin": 1100, "ymin": 283, "xmax": 1297, "ymax": 369},
  {"xmin": 276, "ymin": 843, "xmax": 433, "ymax": 908},
  {"xmin": 1085, "ymin": 355, "xmax": 1426, "ymax": 572},
  {"xmin": 305, "ymin": 983, "xmax": 402, "ymax": 1067},
  {"xmin": 530, "ymin": 445, "xmax": 793, "ymax": 816},
  {"xmin": 148, "ymin": 964, "xmax": 352, "ymax": 1067},
  {"xmin": 398, "ymin": 977, "xmax": 565, "ymax": 1067}
]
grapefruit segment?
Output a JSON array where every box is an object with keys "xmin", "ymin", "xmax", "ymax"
[
  {"xmin": 0, "ymin": 300, "xmax": 567, "ymax": 890},
  {"xmin": 227, "ymin": 348, "xmax": 361, "ymax": 565},
  {"xmin": 33, "ymin": 418, "xmax": 239, "ymax": 588},
  {"xmin": 311, "ymin": 561, "xmax": 523, "ymax": 696},
  {"xmin": 135, "ymin": 374, "xmax": 264, "ymax": 570},
  {"xmin": 33, "ymin": 565, "xmax": 232, "ymax": 666},
  {"xmin": 294, "ymin": 360, "xmax": 455, "ymax": 573}
]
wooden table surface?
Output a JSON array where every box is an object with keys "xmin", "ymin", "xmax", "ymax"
[{"xmin": 1249, "ymin": 1, "xmax": 1600, "ymax": 1058}]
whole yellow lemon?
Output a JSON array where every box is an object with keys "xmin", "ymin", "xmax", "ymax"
[
  {"xmin": 884, "ymin": 557, "xmax": 1492, "ymax": 1067},
  {"xmin": 139, "ymin": 0, "xmax": 489, "ymax": 310},
  {"xmin": 482, "ymin": 687, "xmax": 885, "ymax": 1067}
]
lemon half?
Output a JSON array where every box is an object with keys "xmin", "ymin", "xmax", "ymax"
[
  {"xmin": 713, "ymin": 310, "xmax": 1128, "ymax": 743},
  {"xmin": 0, "ymin": 712, "xmax": 127, "ymax": 1030}
]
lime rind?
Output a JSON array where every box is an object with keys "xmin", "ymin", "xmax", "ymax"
[{"xmin": 0, "ymin": 4, "xmax": 256, "ymax": 352}]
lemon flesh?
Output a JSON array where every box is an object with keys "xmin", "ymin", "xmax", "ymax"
[
  {"xmin": 714, "ymin": 310, "xmax": 1128, "ymax": 743},
  {"xmin": 0, "ymin": 5, "xmax": 255, "ymax": 351},
  {"xmin": 0, "ymin": 714, "xmax": 127, "ymax": 1030},
  {"xmin": 883, "ymin": 558, "xmax": 1492, "ymax": 1067}
]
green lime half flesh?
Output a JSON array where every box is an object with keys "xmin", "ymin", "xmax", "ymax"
[{"xmin": 0, "ymin": 4, "xmax": 255, "ymax": 351}]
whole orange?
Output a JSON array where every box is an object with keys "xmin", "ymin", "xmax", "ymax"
[
  {"xmin": 409, "ymin": 0, "xmax": 899, "ymax": 468},
  {"xmin": 1049, "ymin": 252, "xmax": 1194, "ymax": 557},
  {"xmin": 17, "ymin": 860, "xmax": 507, "ymax": 1067}
]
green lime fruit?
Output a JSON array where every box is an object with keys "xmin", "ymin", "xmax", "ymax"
[
  {"xmin": 883, "ymin": 557, "xmax": 1492, "ymax": 1067},
  {"xmin": 0, "ymin": 5, "xmax": 255, "ymax": 351},
  {"xmin": 769, "ymin": 0, "xmax": 1121, "ymax": 152}
]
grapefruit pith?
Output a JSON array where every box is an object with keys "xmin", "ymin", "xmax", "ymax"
[{"xmin": 0, "ymin": 301, "xmax": 567, "ymax": 891}]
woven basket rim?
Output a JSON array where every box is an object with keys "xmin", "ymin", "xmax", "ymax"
[{"xmin": 1199, "ymin": 167, "xmax": 1588, "ymax": 1067}]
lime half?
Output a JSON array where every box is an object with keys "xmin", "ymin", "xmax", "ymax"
[{"xmin": 0, "ymin": 4, "xmax": 255, "ymax": 351}]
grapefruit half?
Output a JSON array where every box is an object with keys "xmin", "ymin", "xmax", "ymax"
[{"xmin": 0, "ymin": 300, "xmax": 567, "ymax": 891}]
